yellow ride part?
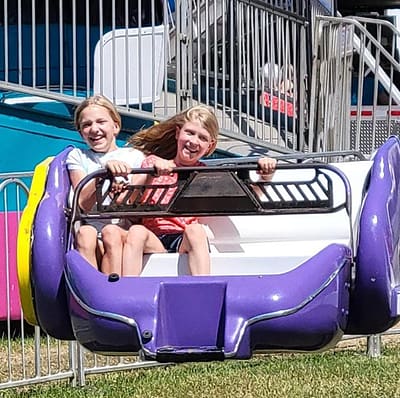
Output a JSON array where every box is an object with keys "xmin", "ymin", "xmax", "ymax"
[{"xmin": 17, "ymin": 157, "xmax": 53, "ymax": 325}]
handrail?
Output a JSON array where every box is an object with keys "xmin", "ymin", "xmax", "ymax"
[
  {"xmin": 71, "ymin": 163, "xmax": 347, "ymax": 213},
  {"xmin": 316, "ymin": 15, "xmax": 400, "ymax": 103}
]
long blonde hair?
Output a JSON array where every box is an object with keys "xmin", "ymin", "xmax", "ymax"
[
  {"xmin": 128, "ymin": 105, "xmax": 219, "ymax": 159},
  {"xmin": 74, "ymin": 94, "xmax": 122, "ymax": 132}
]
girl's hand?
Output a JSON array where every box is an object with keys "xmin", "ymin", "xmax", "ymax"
[
  {"xmin": 257, "ymin": 157, "xmax": 277, "ymax": 180},
  {"xmin": 153, "ymin": 158, "xmax": 175, "ymax": 176},
  {"xmin": 111, "ymin": 178, "xmax": 128, "ymax": 194},
  {"xmin": 105, "ymin": 161, "xmax": 131, "ymax": 200},
  {"xmin": 105, "ymin": 160, "xmax": 131, "ymax": 177}
]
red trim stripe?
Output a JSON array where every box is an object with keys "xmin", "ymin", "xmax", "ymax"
[{"xmin": 350, "ymin": 109, "xmax": 400, "ymax": 117}]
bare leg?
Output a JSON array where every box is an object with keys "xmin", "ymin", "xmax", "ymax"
[
  {"xmin": 179, "ymin": 224, "xmax": 210, "ymax": 275},
  {"xmin": 101, "ymin": 224, "xmax": 127, "ymax": 275},
  {"xmin": 75, "ymin": 225, "xmax": 99, "ymax": 269},
  {"xmin": 122, "ymin": 225, "xmax": 166, "ymax": 276}
]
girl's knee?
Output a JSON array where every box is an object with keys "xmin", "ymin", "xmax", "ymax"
[
  {"xmin": 184, "ymin": 224, "xmax": 206, "ymax": 239},
  {"xmin": 76, "ymin": 226, "xmax": 97, "ymax": 249},
  {"xmin": 77, "ymin": 225, "xmax": 97, "ymax": 238},
  {"xmin": 126, "ymin": 224, "xmax": 150, "ymax": 244},
  {"xmin": 128, "ymin": 224, "xmax": 148, "ymax": 233},
  {"xmin": 102, "ymin": 224, "xmax": 120, "ymax": 235},
  {"xmin": 101, "ymin": 224, "xmax": 125, "ymax": 245}
]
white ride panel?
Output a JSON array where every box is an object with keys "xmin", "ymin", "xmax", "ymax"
[
  {"xmin": 140, "ymin": 160, "xmax": 373, "ymax": 276},
  {"xmin": 93, "ymin": 25, "xmax": 165, "ymax": 105}
]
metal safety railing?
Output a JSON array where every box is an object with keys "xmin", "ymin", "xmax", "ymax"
[
  {"xmin": 1, "ymin": 2, "xmax": 399, "ymax": 156},
  {"xmin": 309, "ymin": 15, "xmax": 400, "ymax": 154},
  {"xmin": 0, "ymin": 0, "xmax": 316, "ymax": 154}
]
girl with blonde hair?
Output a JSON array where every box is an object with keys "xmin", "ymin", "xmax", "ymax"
[
  {"xmin": 121, "ymin": 105, "xmax": 276, "ymax": 276},
  {"xmin": 67, "ymin": 94, "xmax": 145, "ymax": 274},
  {"xmin": 128, "ymin": 104, "xmax": 219, "ymax": 159}
]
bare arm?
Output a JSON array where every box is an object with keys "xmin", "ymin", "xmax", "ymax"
[{"xmin": 69, "ymin": 169, "xmax": 98, "ymax": 212}]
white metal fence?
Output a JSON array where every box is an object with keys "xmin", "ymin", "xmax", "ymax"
[
  {"xmin": 1, "ymin": 2, "xmax": 399, "ymax": 156},
  {"xmin": 309, "ymin": 15, "xmax": 400, "ymax": 153},
  {"xmin": 1, "ymin": 324, "xmax": 165, "ymax": 389},
  {"xmin": 0, "ymin": 0, "xmax": 314, "ymax": 153}
]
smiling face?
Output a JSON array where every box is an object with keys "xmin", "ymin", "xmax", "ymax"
[
  {"xmin": 78, "ymin": 105, "xmax": 120, "ymax": 153},
  {"xmin": 174, "ymin": 120, "xmax": 215, "ymax": 166}
]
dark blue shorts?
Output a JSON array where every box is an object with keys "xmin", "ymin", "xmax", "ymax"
[
  {"xmin": 81, "ymin": 218, "xmax": 138, "ymax": 239},
  {"xmin": 158, "ymin": 233, "xmax": 184, "ymax": 253}
]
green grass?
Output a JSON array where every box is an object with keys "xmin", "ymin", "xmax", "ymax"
[{"xmin": 3, "ymin": 340, "xmax": 400, "ymax": 398}]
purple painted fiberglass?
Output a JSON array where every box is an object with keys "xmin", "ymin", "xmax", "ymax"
[
  {"xmin": 346, "ymin": 136, "xmax": 400, "ymax": 334},
  {"xmin": 27, "ymin": 136, "xmax": 400, "ymax": 361},
  {"xmin": 65, "ymin": 244, "xmax": 351, "ymax": 359},
  {"xmin": 31, "ymin": 146, "xmax": 74, "ymax": 339}
]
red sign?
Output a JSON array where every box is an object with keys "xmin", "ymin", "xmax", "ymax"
[{"xmin": 260, "ymin": 92, "xmax": 295, "ymax": 117}]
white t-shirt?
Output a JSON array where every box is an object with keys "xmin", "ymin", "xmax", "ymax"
[
  {"xmin": 66, "ymin": 147, "xmax": 144, "ymax": 174},
  {"xmin": 66, "ymin": 146, "xmax": 145, "ymax": 209}
]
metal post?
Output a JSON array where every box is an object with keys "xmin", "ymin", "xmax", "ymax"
[
  {"xmin": 175, "ymin": 0, "xmax": 192, "ymax": 112},
  {"xmin": 367, "ymin": 334, "xmax": 382, "ymax": 358},
  {"xmin": 76, "ymin": 342, "xmax": 86, "ymax": 387}
]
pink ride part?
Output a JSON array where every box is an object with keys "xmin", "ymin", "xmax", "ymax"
[{"xmin": 0, "ymin": 212, "xmax": 22, "ymax": 320}]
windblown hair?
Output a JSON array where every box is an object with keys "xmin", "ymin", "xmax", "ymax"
[
  {"xmin": 128, "ymin": 105, "xmax": 219, "ymax": 159},
  {"xmin": 74, "ymin": 94, "xmax": 122, "ymax": 132}
]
